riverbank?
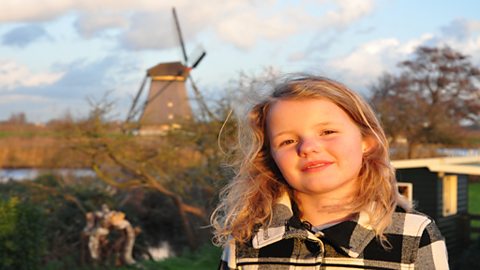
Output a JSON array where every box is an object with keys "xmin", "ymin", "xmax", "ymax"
[{"xmin": 0, "ymin": 136, "xmax": 87, "ymax": 168}]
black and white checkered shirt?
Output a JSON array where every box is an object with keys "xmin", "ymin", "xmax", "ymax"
[{"xmin": 219, "ymin": 193, "xmax": 449, "ymax": 269}]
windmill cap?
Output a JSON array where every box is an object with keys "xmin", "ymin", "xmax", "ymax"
[{"xmin": 147, "ymin": 61, "xmax": 190, "ymax": 78}]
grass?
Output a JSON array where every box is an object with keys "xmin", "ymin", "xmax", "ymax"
[
  {"xmin": 146, "ymin": 244, "xmax": 221, "ymax": 270},
  {"xmin": 469, "ymin": 181, "xmax": 480, "ymax": 241},
  {"xmin": 41, "ymin": 244, "xmax": 222, "ymax": 270},
  {"xmin": 114, "ymin": 244, "xmax": 222, "ymax": 270},
  {"xmin": 470, "ymin": 181, "xmax": 480, "ymax": 213}
]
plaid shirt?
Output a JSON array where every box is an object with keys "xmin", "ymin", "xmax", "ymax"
[{"xmin": 219, "ymin": 193, "xmax": 449, "ymax": 270}]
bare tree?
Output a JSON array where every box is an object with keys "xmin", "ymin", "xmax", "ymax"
[
  {"xmin": 70, "ymin": 90, "xmax": 237, "ymax": 251},
  {"xmin": 370, "ymin": 46, "xmax": 480, "ymax": 158}
]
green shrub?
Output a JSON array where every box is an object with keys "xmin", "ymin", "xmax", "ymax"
[
  {"xmin": 0, "ymin": 197, "xmax": 46, "ymax": 270},
  {"xmin": 0, "ymin": 197, "xmax": 18, "ymax": 268}
]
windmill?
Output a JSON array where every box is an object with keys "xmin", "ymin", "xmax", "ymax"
[{"xmin": 125, "ymin": 7, "xmax": 207, "ymax": 135}]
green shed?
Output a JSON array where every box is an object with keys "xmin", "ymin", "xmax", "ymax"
[{"xmin": 392, "ymin": 156, "xmax": 480, "ymax": 264}]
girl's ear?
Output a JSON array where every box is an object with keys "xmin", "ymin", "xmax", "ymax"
[{"xmin": 361, "ymin": 135, "xmax": 376, "ymax": 154}]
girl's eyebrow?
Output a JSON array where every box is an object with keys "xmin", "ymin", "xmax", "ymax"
[
  {"xmin": 270, "ymin": 130, "xmax": 293, "ymax": 139},
  {"xmin": 314, "ymin": 121, "xmax": 334, "ymax": 128},
  {"xmin": 270, "ymin": 121, "xmax": 334, "ymax": 139}
]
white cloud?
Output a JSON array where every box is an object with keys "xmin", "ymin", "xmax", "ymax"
[
  {"xmin": 213, "ymin": 0, "xmax": 375, "ymax": 50},
  {"xmin": 0, "ymin": 60, "xmax": 64, "ymax": 91},
  {"xmin": 75, "ymin": 11, "xmax": 129, "ymax": 38},
  {"xmin": 0, "ymin": 0, "xmax": 377, "ymax": 50},
  {"xmin": 324, "ymin": 35, "xmax": 434, "ymax": 89},
  {"xmin": 0, "ymin": 0, "xmax": 169, "ymax": 22},
  {"xmin": 327, "ymin": 38, "xmax": 399, "ymax": 85},
  {"xmin": 119, "ymin": 12, "xmax": 178, "ymax": 50},
  {"xmin": 0, "ymin": 0, "xmax": 74, "ymax": 22},
  {"xmin": 320, "ymin": 0, "xmax": 375, "ymax": 30},
  {"xmin": 215, "ymin": 11, "xmax": 297, "ymax": 50}
]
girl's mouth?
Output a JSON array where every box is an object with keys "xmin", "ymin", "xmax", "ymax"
[{"xmin": 301, "ymin": 161, "xmax": 333, "ymax": 172}]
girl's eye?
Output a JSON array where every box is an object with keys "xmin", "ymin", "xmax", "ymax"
[
  {"xmin": 321, "ymin": 130, "xmax": 337, "ymax": 136},
  {"xmin": 279, "ymin": 139, "xmax": 296, "ymax": 147}
]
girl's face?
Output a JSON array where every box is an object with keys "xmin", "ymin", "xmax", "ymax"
[{"xmin": 267, "ymin": 98, "xmax": 372, "ymax": 200}]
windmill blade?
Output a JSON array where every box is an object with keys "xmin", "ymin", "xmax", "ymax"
[
  {"xmin": 188, "ymin": 75, "xmax": 218, "ymax": 121},
  {"xmin": 191, "ymin": 50, "xmax": 206, "ymax": 69},
  {"xmin": 172, "ymin": 7, "xmax": 188, "ymax": 64},
  {"xmin": 125, "ymin": 74, "xmax": 148, "ymax": 123}
]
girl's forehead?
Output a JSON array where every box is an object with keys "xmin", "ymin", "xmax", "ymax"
[
  {"xmin": 266, "ymin": 98, "xmax": 350, "ymax": 125},
  {"xmin": 270, "ymin": 96, "xmax": 330, "ymax": 106},
  {"xmin": 267, "ymin": 97, "xmax": 343, "ymax": 116},
  {"xmin": 265, "ymin": 98, "xmax": 368, "ymax": 132}
]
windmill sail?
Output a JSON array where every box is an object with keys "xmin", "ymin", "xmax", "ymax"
[{"xmin": 138, "ymin": 61, "xmax": 193, "ymax": 134}]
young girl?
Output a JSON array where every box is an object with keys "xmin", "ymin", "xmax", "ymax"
[{"xmin": 211, "ymin": 75, "xmax": 449, "ymax": 269}]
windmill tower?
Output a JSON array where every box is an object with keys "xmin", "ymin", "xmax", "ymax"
[{"xmin": 126, "ymin": 7, "xmax": 206, "ymax": 135}]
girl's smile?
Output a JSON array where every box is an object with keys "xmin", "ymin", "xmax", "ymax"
[{"xmin": 301, "ymin": 160, "xmax": 333, "ymax": 172}]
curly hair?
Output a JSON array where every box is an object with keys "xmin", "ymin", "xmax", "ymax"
[{"xmin": 211, "ymin": 75, "xmax": 410, "ymax": 247}]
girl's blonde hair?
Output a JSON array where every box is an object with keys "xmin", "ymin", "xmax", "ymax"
[{"xmin": 211, "ymin": 75, "xmax": 410, "ymax": 247}]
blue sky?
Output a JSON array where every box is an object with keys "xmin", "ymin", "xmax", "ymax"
[{"xmin": 1, "ymin": 0, "xmax": 480, "ymax": 123}]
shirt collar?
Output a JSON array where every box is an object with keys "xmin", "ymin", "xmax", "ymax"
[{"xmin": 251, "ymin": 192, "xmax": 376, "ymax": 258}]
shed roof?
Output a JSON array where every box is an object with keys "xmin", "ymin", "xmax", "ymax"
[{"xmin": 392, "ymin": 156, "xmax": 480, "ymax": 176}]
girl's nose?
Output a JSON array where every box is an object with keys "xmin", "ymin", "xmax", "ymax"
[{"xmin": 297, "ymin": 138, "xmax": 321, "ymax": 157}]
